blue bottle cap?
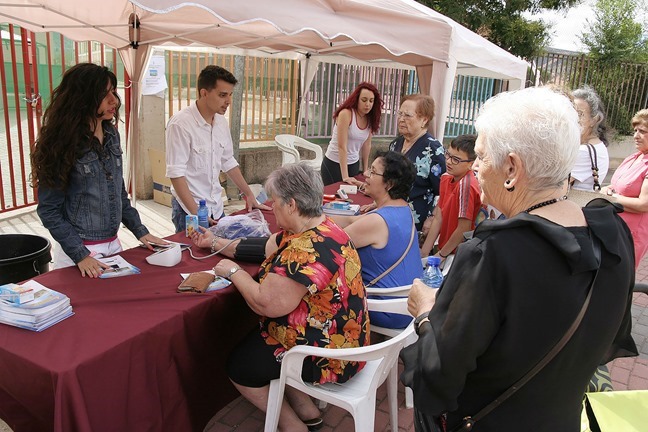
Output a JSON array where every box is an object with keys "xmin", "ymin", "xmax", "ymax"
[
  {"xmin": 199, "ymin": 199, "xmax": 206, "ymax": 206},
  {"xmin": 427, "ymin": 256, "xmax": 441, "ymax": 266}
]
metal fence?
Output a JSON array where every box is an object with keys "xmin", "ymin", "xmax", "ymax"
[
  {"xmin": 302, "ymin": 62, "xmax": 414, "ymax": 139},
  {"xmin": 527, "ymin": 51, "xmax": 648, "ymax": 134},
  {"xmin": 0, "ymin": 24, "xmax": 127, "ymax": 214},
  {"xmin": 167, "ymin": 51, "xmax": 299, "ymax": 141}
]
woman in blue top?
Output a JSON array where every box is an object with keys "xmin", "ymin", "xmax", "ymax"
[
  {"xmin": 31, "ymin": 63, "xmax": 165, "ymax": 278},
  {"xmin": 332, "ymin": 151, "xmax": 421, "ymax": 329}
]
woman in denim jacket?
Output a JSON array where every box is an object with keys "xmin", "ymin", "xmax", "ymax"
[{"xmin": 31, "ymin": 63, "xmax": 165, "ymax": 278}]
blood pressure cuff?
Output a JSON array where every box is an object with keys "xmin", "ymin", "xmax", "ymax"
[{"xmin": 233, "ymin": 237, "xmax": 269, "ymax": 263}]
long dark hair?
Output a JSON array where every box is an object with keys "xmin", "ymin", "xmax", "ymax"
[
  {"xmin": 31, "ymin": 63, "xmax": 121, "ymax": 189},
  {"xmin": 333, "ymin": 82, "xmax": 383, "ymax": 133}
]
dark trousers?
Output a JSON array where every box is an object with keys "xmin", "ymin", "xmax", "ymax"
[{"xmin": 320, "ymin": 156, "xmax": 360, "ymax": 186}]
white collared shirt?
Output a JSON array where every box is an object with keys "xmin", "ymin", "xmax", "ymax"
[{"xmin": 165, "ymin": 102, "xmax": 239, "ymax": 218}]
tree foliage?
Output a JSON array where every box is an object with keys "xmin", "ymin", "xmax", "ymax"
[
  {"xmin": 580, "ymin": 0, "xmax": 648, "ymax": 63},
  {"xmin": 418, "ymin": 0, "xmax": 581, "ymax": 58}
]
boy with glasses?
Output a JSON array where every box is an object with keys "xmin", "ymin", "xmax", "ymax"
[{"xmin": 420, "ymin": 135, "xmax": 481, "ymax": 260}]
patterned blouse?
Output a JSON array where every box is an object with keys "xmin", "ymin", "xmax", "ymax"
[
  {"xmin": 389, "ymin": 133, "xmax": 446, "ymax": 231},
  {"xmin": 258, "ymin": 216, "xmax": 369, "ymax": 384}
]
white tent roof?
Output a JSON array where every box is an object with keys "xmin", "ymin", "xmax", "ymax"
[
  {"xmin": 1, "ymin": 1, "xmax": 525, "ymax": 73},
  {"xmin": 1, "ymin": 0, "xmax": 527, "ymax": 195}
]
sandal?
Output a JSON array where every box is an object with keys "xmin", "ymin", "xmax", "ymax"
[{"xmin": 303, "ymin": 417, "xmax": 323, "ymax": 431}]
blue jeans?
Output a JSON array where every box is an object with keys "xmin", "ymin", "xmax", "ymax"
[{"xmin": 171, "ymin": 197, "xmax": 224, "ymax": 233}]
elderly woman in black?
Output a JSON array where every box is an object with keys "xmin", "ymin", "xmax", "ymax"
[{"xmin": 402, "ymin": 87, "xmax": 637, "ymax": 432}]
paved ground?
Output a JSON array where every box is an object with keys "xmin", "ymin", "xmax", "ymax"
[{"xmin": 1, "ymin": 198, "xmax": 647, "ymax": 432}]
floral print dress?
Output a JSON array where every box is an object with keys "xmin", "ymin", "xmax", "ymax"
[
  {"xmin": 258, "ymin": 216, "xmax": 369, "ymax": 384},
  {"xmin": 389, "ymin": 133, "xmax": 446, "ymax": 231}
]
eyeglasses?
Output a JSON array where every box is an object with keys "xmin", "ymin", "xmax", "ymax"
[
  {"xmin": 365, "ymin": 168, "xmax": 385, "ymax": 178},
  {"xmin": 444, "ymin": 149, "xmax": 475, "ymax": 165},
  {"xmin": 397, "ymin": 111, "xmax": 416, "ymax": 119}
]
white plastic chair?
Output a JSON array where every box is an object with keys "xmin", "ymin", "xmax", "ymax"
[
  {"xmin": 367, "ymin": 286, "xmax": 417, "ymax": 409},
  {"xmin": 274, "ymin": 134, "xmax": 323, "ymax": 171},
  {"xmin": 264, "ymin": 319, "xmax": 414, "ymax": 432}
]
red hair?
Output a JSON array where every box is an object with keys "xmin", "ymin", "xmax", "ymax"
[{"xmin": 333, "ymin": 82, "xmax": 383, "ymax": 133}]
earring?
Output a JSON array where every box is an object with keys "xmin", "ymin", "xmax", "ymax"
[{"xmin": 504, "ymin": 179, "xmax": 515, "ymax": 192}]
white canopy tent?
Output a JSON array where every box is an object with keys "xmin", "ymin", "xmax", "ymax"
[{"xmin": 1, "ymin": 0, "xmax": 528, "ymax": 194}]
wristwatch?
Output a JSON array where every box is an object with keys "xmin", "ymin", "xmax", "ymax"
[
  {"xmin": 414, "ymin": 312, "xmax": 431, "ymax": 335},
  {"xmin": 224, "ymin": 265, "xmax": 241, "ymax": 280}
]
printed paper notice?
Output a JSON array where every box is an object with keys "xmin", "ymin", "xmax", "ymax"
[{"xmin": 142, "ymin": 54, "xmax": 168, "ymax": 96}]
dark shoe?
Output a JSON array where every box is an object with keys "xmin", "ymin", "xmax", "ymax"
[{"xmin": 303, "ymin": 417, "xmax": 323, "ymax": 431}]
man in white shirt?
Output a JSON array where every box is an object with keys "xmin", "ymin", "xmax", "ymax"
[{"xmin": 166, "ymin": 65, "xmax": 270, "ymax": 233}]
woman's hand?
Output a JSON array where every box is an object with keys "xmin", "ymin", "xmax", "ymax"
[
  {"xmin": 422, "ymin": 216, "xmax": 434, "ymax": 236},
  {"xmin": 77, "ymin": 255, "xmax": 111, "ymax": 278},
  {"xmin": 213, "ymin": 258, "xmax": 238, "ymax": 279},
  {"xmin": 139, "ymin": 233, "xmax": 168, "ymax": 250},
  {"xmin": 343, "ymin": 177, "xmax": 363, "ymax": 187},
  {"xmin": 407, "ymin": 278, "xmax": 438, "ymax": 317},
  {"xmin": 360, "ymin": 202, "xmax": 377, "ymax": 213},
  {"xmin": 191, "ymin": 226, "xmax": 215, "ymax": 249}
]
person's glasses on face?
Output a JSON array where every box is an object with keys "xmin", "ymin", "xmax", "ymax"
[
  {"xmin": 397, "ymin": 111, "xmax": 416, "ymax": 119},
  {"xmin": 365, "ymin": 167, "xmax": 385, "ymax": 178},
  {"xmin": 444, "ymin": 149, "xmax": 475, "ymax": 165}
]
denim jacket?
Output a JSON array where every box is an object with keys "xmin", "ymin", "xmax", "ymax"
[{"xmin": 37, "ymin": 124, "xmax": 149, "ymax": 264}]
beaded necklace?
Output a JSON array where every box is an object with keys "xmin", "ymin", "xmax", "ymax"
[{"xmin": 524, "ymin": 196, "xmax": 565, "ymax": 213}]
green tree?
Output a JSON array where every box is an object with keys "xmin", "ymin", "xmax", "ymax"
[
  {"xmin": 418, "ymin": 0, "xmax": 581, "ymax": 58},
  {"xmin": 580, "ymin": 0, "xmax": 648, "ymax": 63}
]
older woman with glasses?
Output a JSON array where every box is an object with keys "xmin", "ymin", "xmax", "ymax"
[
  {"xmin": 386, "ymin": 94, "xmax": 446, "ymax": 234},
  {"xmin": 208, "ymin": 163, "xmax": 368, "ymax": 432},
  {"xmin": 571, "ymin": 86, "xmax": 610, "ymax": 191}
]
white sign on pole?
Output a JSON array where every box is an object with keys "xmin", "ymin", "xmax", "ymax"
[{"xmin": 142, "ymin": 54, "xmax": 168, "ymax": 97}]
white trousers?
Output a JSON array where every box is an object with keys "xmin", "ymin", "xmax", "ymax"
[{"xmin": 52, "ymin": 238, "xmax": 123, "ymax": 269}]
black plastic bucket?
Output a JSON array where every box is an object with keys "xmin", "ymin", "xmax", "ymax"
[{"xmin": 0, "ymin": 234, "xmax": 52, "ymax": 285}]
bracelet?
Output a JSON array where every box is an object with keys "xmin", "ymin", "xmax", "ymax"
[
  {"xmin": 211, "ymin": 237, "xmax": 219, "ymax": 253},
  {"xmin": 438, "ymin": 251, "xmax": 448, "ymax": 258},
  {"xmin": 414, "ymin": 312, "xmax": 431, "ymax": 336}
]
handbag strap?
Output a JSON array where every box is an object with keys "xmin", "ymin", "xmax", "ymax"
[
  {"xmin": 366, "ymin": 216, "xmax": 416, "ymax": 287},
  {"xmin": 585, "ymin": 143, "xmax": 601, "ymax": 191},
  {"xmin": 458, "ymin": 237, "xmax": 602, "ymax": 430}
]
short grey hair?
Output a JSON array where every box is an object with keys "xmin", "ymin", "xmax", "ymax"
[
  {"xmin": 264, "ymin": 162, "xmax": 323, "ymax": 217},
  {"xmin": 572, "ymin": 85, "xmax": 608, "ymax": 145},
  {"xmin": 474, "ymin": 87, "xmax": 580, "ymax": 191}
]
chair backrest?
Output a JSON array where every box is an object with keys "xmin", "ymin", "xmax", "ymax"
[
  {"xmin": 281, "ymin": 323, "xmax": 415, "ymax": 392},
  {"xmin": 366, "ymin": 287, "xmax": 411, "ymax": 316},
  {"xmin": 274, "ymin": 134, "xmax": 301, "ymax": 165},
  {"xmin": 366, "ymin": 285, "xmax": 412, "ymax": 299},
  {"xmin": 274, "ymin": 134, "xmax": 324, "ymax": 167}
]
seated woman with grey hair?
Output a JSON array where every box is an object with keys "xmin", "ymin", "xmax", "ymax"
[
  {"xmin": 210, "ymin": 162, "xmax": 369, "ymax": 432},
  {"xmin": 401, "ymin": 87, "xmax": 637, "ymax": 432},
  {"xmin": 571, "ymin": 85, "xmax": 610, "ymax": 191}
]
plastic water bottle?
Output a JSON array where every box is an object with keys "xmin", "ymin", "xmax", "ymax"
[
  {"xmin": 197, "ymin": 199, "xmax": 209, "ymax": 229},
  {"xmin": 421, "ymin": 256, "xmax": 444, "ymax": 288}
]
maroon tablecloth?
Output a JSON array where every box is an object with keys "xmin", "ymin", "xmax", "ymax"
[
  {"xmin": 0, "ymin": 183, "xmax": 371, "ymax": 432},
  {"xmin": 0, "ymin": 233, "xmax": 263, "ymax": 432}
]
